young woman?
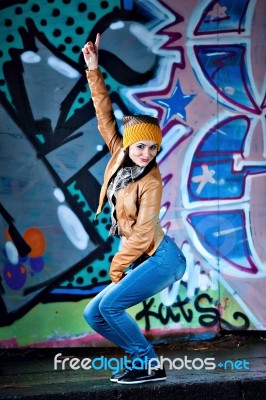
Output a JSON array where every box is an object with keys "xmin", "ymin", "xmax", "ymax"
[{"xmin": 82, "ymin": 34, "xmax": 186, "ymax": 384}]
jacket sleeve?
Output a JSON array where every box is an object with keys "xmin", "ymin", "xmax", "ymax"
[
  {"xmin": 86, "ymin": 68, "xmax": 122, "ymax": 154},
  {"xmin": 109, "ymin": 179, "xmax": 162, "ymax": 283}
]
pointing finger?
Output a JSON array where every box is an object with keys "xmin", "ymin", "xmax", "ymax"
[{"xmin": 95, "ymin": 33, "xmax": 100, "ymax": 49}]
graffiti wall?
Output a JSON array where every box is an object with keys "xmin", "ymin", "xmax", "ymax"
[{"xmin": 0, "ymin": 0, "xmax": 265, "ymax": 348}]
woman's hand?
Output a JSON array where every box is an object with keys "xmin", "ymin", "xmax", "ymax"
[{"xmin": 82, "ymin": 33, "xmax": 100, "ymax": 70}]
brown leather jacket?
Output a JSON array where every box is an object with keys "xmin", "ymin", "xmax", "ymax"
[{"xmin": 86, "ymin": 68, "xmax": 164, "ymax": 283}]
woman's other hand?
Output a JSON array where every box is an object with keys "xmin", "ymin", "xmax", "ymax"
[{"xmin": 82, "ymin": 33, "xmax": 100, "ymax": 70}]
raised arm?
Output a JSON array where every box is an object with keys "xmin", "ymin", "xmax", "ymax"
[{"xmin": 82, "ymin": 34, "xmax": 122, "ymax": 154}]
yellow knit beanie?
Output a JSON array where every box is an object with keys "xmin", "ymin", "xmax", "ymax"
[{"xmin": 122, "ymin": 115, "xmax": 162, "ymax": 150}]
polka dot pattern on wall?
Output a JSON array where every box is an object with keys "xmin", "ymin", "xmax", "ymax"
[{"xmin": 0, "ymin": 0, "xmax": 120, "ymax": 102}]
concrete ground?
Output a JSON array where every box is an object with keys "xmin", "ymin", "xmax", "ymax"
[{"xmin": 0, "ymin": 333, "xmax": 265, "ymax": 400}]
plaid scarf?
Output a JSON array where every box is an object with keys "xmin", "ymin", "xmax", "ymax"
[{"xmin": 107, "ymin": 166, "xmax": 144, "ymax": 236}]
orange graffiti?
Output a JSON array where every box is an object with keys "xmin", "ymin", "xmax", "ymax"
[
  {"xmin": 4, "ymin": 228, "xmax": 11, "ymax": 241},
  {"xmin": 23, "ymin": 228, "xmax": 46, "ymax": 257}
]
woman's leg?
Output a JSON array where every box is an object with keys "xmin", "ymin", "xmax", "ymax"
[
  {"xmin": 83, "ymin": 282, "xmax": 136, "ymax": 357},
  {"xmin": 99, "ymin": 235, "xmax": 186, "ymax": 361}
]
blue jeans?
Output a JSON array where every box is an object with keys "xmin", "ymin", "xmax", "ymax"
[{"xmin": 83, "ymin": 235, "xmax": 186, "ymax": 362}]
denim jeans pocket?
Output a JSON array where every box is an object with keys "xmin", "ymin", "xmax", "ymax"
[
  {"xmin": 152, "ymin": 246, "xmax": 167, "ymax": 265},
  {"xmin": 154, "ymin": 236, "xmax": 186, "ymax": 281}
]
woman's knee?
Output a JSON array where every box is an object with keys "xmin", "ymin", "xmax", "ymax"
[
  {"xmin": 99, "ymin": 296, "xmax": 117, "ymax": 319},
  {"xmin": 83, "ymin": 302, "xmax": 93, "ymax": 324},
  {"xmin": 83, "ymin": 301, "xmax": 101, "ymax": 327}
]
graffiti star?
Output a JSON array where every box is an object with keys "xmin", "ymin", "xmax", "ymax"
[
  {"xmin": 192, "ymin": 164, "xmax": 216, "ymax": 194},
  {"xmin": 206, "ymin": 4, "xmax": 228, "ymax": 22},
  {"xmin": 153, "ymin": 80, "xmax": 195, "ymax": 124}
]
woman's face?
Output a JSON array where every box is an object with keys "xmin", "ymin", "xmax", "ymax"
[{"xmin": 128, "ymin": 140, "xmax": 158, "ymax": 167}]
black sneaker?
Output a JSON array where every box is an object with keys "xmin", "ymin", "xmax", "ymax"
[
  {"xmin": 110, "ymin": 362, "xmax": 132, "ymax": 382},
  {"xmin": 116, "ymin": 366, "xmax": 166, "ymax": 384}
]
